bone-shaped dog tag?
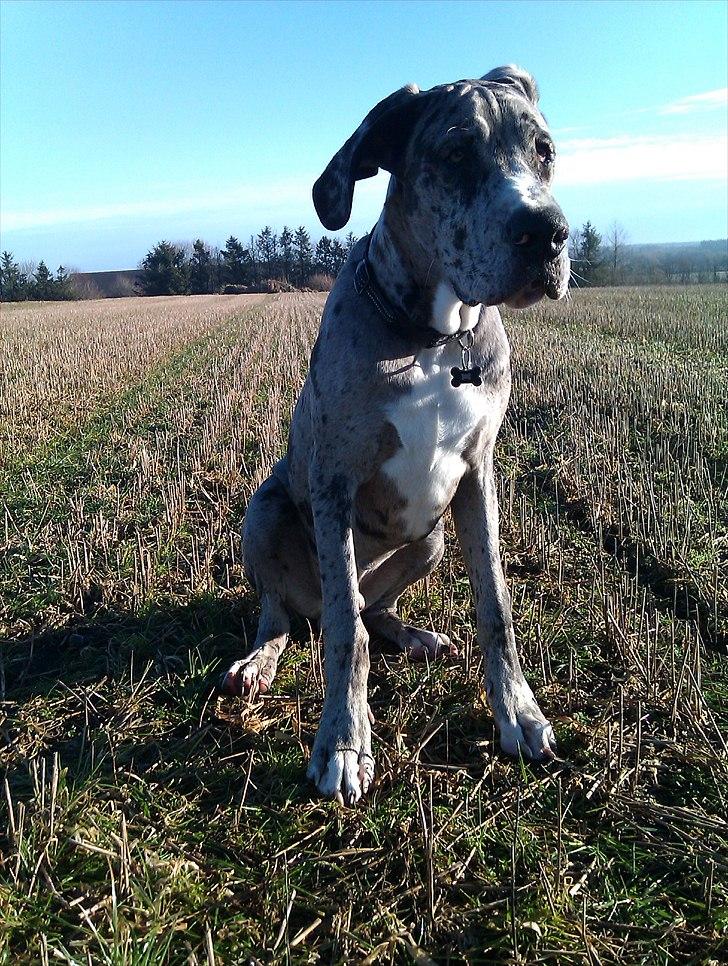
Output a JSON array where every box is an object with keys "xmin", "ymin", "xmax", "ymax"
[
  {"xmin": 450, "ymin": 365, "xmax": 483, "ymax": 388},
  {"xmin": 451, "ymin": 330, "xmax": 482, "ymax": 388}
]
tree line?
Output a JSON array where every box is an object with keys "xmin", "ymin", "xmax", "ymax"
[
  {"xmin": 137, "ymin": 226, "xmax": 358, "ymax": 297},
  {"xmin": 1, "ymin": 221, "xmax": 726, "ymax": 301},
  {"xmin": 0, "ymin": 253, "xmax": 77, "ymax": 302},
  {"xmin": 0, "ymin": 225, "xmax": 358, "ymax": 302}
]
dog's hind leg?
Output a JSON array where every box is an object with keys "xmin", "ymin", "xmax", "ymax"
[
  {"xmin": 220, "ymin": 471, "xmax": 321, "ymax": 696},
  {"xmin": 360, "ymin": 520, "xmax": 457, "ymax": 659}
]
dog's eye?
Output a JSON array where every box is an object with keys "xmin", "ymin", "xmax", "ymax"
[
  {"xmin": 535, "ymin": 137, "xmax": 554, "ymax": 165},
  {"xmin": 438, "ymin": 138, "xmax": 469, "ymax": 164},
  {"xmin": 439, "ymin": 145, "xmax": 466, "ymax": 164}
]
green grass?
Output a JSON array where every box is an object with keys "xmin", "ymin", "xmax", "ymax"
[{"xmin": 1, "ymin": 288, "xmax": 727, "ymax": 964}]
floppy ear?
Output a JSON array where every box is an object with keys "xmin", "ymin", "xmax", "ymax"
[
  {"xmin": 481, "ymin": 65, "xmax": 539, "ymax": 105},
  {"xmin": 313, "ymin": 84, "xmax": 429, "ymax": 230}
]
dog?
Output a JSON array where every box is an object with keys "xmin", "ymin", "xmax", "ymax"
[{"xmin": 221, "ymin": 65, "xmax": 570, "ymax": 806}]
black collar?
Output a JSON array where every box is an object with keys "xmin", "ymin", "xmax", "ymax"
[{"xmin": 354, "ymin": 238, "xmax": 466, "ymax": 349}]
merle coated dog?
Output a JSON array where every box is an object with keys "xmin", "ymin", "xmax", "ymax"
[{"xmin": 221, "ymin": 66, "xmax": 570, "ymax": 805}]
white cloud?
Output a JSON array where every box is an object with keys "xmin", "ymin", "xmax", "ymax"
[
  {"xmin": 556, "ymin": 132, "xmax": 727, "ymax": 185},
  {"xmin": 660, "ymin": 88, "xmax": 728, "ymax": 115}
]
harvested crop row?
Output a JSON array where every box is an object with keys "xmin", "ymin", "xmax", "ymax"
[
  {"xmin": 502, "ymin": 292, "xmax": 728, "ymax": 649},
  {"xmin": 0, "ymin": 293, "xmax": 265, "ymax": 457},
  {"xmin": 0, "ymin": 295, "xmax": 293, "ymax": 640}
]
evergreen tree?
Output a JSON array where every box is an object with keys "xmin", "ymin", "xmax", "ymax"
[
  {"xmin": 33, "ymin": 261, "xmax": 55, "ymax": 300},
  {"xmin": 189, "ymin": 239, "xmax": 215, "ymax": 294},
  {"xmin": 54, "ymin": 265, "xmax": 75, "ymax": 300},
  {"xmin": 314, "ymin": 236, "xmax": 333, "ymax": 276},
  {"xmin": 256, "ymin": 226, "xmax": 278, "ymax": 279},
  {"xmin": 330, "ymin": 238, "xmax": 347, "ymax": 276},
  {"xmin": 344, "ymin": 231, "xmax": 358, "ymax": 256},
  {"xmin": 138, "ymin": 241, "xmax": 188, "ymax": 295},
  {"xmin": 209, "ymin": 246, "xmax": 225, "ymax": 292},
  {"xmin": 293, "ymin": 226, "xmax": 313, "ymax": 286},
  {"xmin": 222, "ymin": 236, "xmax": 250, "ymax": 286},
  {"xmin": 575, "ymin": 222, "xmax": 603, "ymax": 285},
  {"xmin": 279, "ymin": 226, "xmax": 294, "ymax": 281},
  {"xmin": 0, "ymin": 251, "xmax": 25, "ymax": 301}
]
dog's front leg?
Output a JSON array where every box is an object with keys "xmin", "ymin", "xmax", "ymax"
[
  {"xmin": 306, "ymin": 460, "xmax": 373, "ymax": 805},
  {"xmin": 452, "ymin": 454, "xmax": 557, "ymax": 761}
]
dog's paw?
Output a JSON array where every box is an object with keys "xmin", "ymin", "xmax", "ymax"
[
  {"xmin": 397, "ymin": 625, "xmax": 458, "ymax": 660},
  {"xmin": 307, "ymin": 748, "xmax": 375, "ymax": 806},
  {"xmin": 219, "ymin": 649, "xmax": 278, "ymax": 697},
  {"xmin": 307, "ymin": 707, "xmax": 374, "ymax": 806},
  {"xmin": 499, "ymin": 713, "xmax": 557, "ymax": 762},
  {"xmin": 490, "ymin": 679, "xmax": 557, "ymax": 762}
]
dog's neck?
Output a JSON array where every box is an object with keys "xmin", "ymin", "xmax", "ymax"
[{"xmin": 368, "ymin": 202, "xmax": 481, "ymax": 338}]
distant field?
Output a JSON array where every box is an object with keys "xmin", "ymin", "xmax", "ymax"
[{"xmin": 1, "ymin": 287, "xmax": 726, "ymax": 964}]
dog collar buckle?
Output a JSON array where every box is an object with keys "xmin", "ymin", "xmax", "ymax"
[{"xmin": 451, "ymin": 329, "xmax": 482, "ymax": 388}]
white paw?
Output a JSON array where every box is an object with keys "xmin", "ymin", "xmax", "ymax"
[
  {"xmin": 307, "ymin": 748, "xmax": 374, "ymax": 806},
  {"xmin": 490, "ymin": 679, "xmax": 557, "ymax": 762},
  {"xmin": 307, "ymin": 708, "xmax": 374, "ymax": 806},
  {"xmin": 499, "ymin": 715, "xmax": 557, "ymax": 761},
  {"xmin": 397, "ymin": 625, "xmax": 458, "ymax": 660}
]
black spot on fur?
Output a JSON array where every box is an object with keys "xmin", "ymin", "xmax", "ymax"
[{"xmin": 322, "ymin": 473, "xmax": 352, "ymax": 540}]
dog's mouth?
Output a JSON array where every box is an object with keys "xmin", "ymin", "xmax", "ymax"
[
  {"xmin": 503, "ymin": 259, "xmax": 567, "ymax": 309},
  {"xmin": 455, "ymin": 251, "xmax": 569, "ymax": 311},
  {"xmin": 451, "ymin": 284, "xmax": 481, "ymax": 309}
]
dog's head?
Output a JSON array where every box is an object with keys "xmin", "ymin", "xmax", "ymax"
[{"xmin": 313, "ymin": 66, "xmax": 570, "ymax": 309}]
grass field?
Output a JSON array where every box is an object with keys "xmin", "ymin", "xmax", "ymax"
[{"xmin": 1, "ymin": 287, "xmax": 727, "ymax": 964}]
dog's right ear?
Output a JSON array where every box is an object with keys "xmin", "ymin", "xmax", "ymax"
[{"xmin": 313, "ymin": 84, "xmax": 427, "ymax": 231}]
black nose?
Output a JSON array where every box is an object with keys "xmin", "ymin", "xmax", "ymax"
[{"xmin": 508, "ymin": 205, "xmax": 569, "ymax": 260}]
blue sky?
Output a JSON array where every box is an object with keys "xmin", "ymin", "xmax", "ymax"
[{"xmin": 1, "ymin": 0, "xmax": 726, "ymax": 271}]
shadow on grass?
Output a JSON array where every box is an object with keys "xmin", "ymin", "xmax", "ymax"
[
  {"xmin": 2, "ymin": 592, "xmax": 324, "ymax": 812},
  {"xmin": 2, "ymin": 587, "xmax": 521, "ymax": 829},
  {"xmin": 3, "ymin": 592, "xmax": 253, "ymax": 696}
]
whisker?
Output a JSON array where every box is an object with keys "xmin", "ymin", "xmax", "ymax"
[{"xmin": 424, "ymin": 257, "xmax": 436, "ymax": 286}]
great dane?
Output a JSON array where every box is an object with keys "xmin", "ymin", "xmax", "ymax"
[{"xmin": 221, "ymin": 66, "xmax": 570, "ymax": 805}]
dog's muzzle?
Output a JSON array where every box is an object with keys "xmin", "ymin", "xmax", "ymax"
[
  {"xmin": 502, "ymin": 203, "xmax": 569, "ymax": 308},
  {"xmin": 507, "ymin": 204, "xmax": 569, "ymax": 262}
]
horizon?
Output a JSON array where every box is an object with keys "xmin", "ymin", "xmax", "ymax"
[
  {"xmin": 69, "ymin": 235, "xmax": 728, "ymax": 280},
  {"xmin": 1, "ymin": 0, "xmax": 727, "ymax": 273}
]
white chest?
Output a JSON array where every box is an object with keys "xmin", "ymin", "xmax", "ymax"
[{"xmin": 382, "ymin": 342, "xmax": 490, "ymax": 538}]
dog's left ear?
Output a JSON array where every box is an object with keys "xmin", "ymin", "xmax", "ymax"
[
  {"xmin": 313, "ymin": 84, "xmax": 429, "ymax": 231},
  {"xmin": 481, "ymin": 65, "xmax": 539, "ymax": 105}
]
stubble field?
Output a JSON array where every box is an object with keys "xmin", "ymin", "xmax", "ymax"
[{"xmin": 1, "ymin": 287, "xmax": 726, "ymax": 964}]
